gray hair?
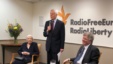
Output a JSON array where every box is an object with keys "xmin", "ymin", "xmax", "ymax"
[
  {"xmin": 26, "ymin": 35, "xmax": 33, "ymax": 39},
  {"xmin": 50, "ymin": 9, "xmax": 57, "ymax": 14},
  {"xmin": 83, "ymin": 32, "xmax": 94, "ymax": 43}
]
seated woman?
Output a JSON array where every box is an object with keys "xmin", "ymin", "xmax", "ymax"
[{"xmin": 12, "ymin": 35, "xmax": 39, "ymax": 64}]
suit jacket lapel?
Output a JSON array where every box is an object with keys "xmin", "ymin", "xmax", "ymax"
[
  {"xmin": 76, "ymin": 46, "xmax": 84, "ymax": 57},
  {"xmin": 83, "ymin": 45, "xmax": 92, "ymax": 62}
]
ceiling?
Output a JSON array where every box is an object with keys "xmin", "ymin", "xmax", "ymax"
[
  {"xmin": 22, "ymin": 0, "xmax": 39, "ymax": 3},
  {"xmin": 22, "ymin": 0, "xmax": 113, "ymax": 3},
  {"xmin": 22, "ymin": 0, "xmax": 63, "ymax": 3}
]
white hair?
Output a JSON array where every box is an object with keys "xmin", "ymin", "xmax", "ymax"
[
  {"xmin": 26, "ymin": 35, "xmax": 33, "ymax": 39},
  {"xmin": 50, "ymin": 9, "xmax": 57, "ymax": 14}
]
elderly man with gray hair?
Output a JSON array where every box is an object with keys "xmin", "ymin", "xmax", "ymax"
[{"xmin": 63, "ymin": 32, "xmax": 100, "ymax": 64}]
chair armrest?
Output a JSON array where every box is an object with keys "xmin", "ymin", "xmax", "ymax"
[
  {"xmin": 12, "ymin": 53, "xmax": 18, "ymax": 55},
  {"xmin": 31, "ymin": 54, "xmax": 39, "ymax": 64},
  {"xmin": 64, "ymin": 61, "xmax": 73, "ymax": 64},
  {"xmin": 32, "ymin": 54, "xmax": 39, "ymax": 57},
  {"xmin": 10, "ymin": 53, "xmax": 18, "ymax": 64}
]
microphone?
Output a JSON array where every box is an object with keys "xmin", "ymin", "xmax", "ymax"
[
  {"xmin": 49, "ymin": 20, "xmax": 51, "ymax": 26},
  {"xmin": 47, "ymin": 20, "xmax": 52, "ymax": 32}
]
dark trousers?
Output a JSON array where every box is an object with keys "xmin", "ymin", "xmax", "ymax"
[
  {"xmin": 47, "ymin": 50, "xmax": 60, "ymax": 64},
  {"xmin": 12, "ymin": 57, "xmax": 31, "ymax": 64},
  {"xmin": 12, "ymin": 60, "xmax": 26, "ymax": 64}
]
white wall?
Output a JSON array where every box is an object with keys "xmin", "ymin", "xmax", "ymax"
[
  {"xmin": 33, "ymin": 1, "xmax": 63, "ymax": 40},
  {"xmin": 0, "ymin": 0, "xmax": 113, "ymax": 64},
  {"xmin": 0, "ymin": 0, "xmax": 33, "ymax": 40},
  {"xmin": 33, "ymin": 0, "xmax": 113, "ymax": 48},
  {"xmin": 0, "ymin": 0, "xmax": 113, "ymax": 47}
]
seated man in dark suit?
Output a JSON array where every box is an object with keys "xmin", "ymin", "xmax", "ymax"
[
  {"xmin": 63, "ymin": 32, "xmax": 100, "ymax": 64},
  {"xmin": 12, "ymin": 35, "xmax": 39, "ymax": 64}
]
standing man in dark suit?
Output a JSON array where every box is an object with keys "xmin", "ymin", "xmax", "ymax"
[
  {"xmin": 43, "ymin": 9, "xmax": 65, "ymax": 64},
  {"xmin": 63, "ymin": 32, "xmax": 100, "ymax": 64}
]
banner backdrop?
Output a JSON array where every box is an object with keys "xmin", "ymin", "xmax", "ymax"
[
  {"xmin": 33, "ymin": 1, "xmax": 113, "ymax": 48},
  {"xmin": 58, "ymin": 6, "xmax": 113, "ymax": 48}
]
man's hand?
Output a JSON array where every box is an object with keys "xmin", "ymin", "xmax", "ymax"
[
  {"xmin": 63, "ymin": 58, "xmax": 70, "ymax": 64},
  {"xmin": 47, "ymin": 26, "xmax": 51, "ymax": 32},
  {"xmin": 22, "ymin": 51, "xmax": 30, "ymax": 55},
  {"xmin": 60, "ymin": 49, "xmax": 64, "ymax": 53}
]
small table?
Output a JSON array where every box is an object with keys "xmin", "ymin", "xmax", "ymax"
[{"xmin": 1, "ymin": 44, "xmax": 21, "ymax": 64}]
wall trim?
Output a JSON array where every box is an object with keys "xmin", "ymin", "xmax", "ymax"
[
  {"xmin": 0, "ymin": 39, "xmax": 113, "ymax": 49},
  {"xmin": 34, "ymin": 39, "xmax": 113, "ymax": 49}
]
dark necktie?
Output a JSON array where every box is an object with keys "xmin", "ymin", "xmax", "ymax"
[
  {"xmin": 74, "ymin": 47, "xmax": 85, "ymax": 64},
  {"xmin": 51, "ymin": 20, "xmax": 54, "ymax": 31}
]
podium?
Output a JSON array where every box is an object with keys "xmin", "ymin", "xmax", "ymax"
[{"xmin": 1, "ymin": 44, "xmax": 21, "ymax": 64}]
